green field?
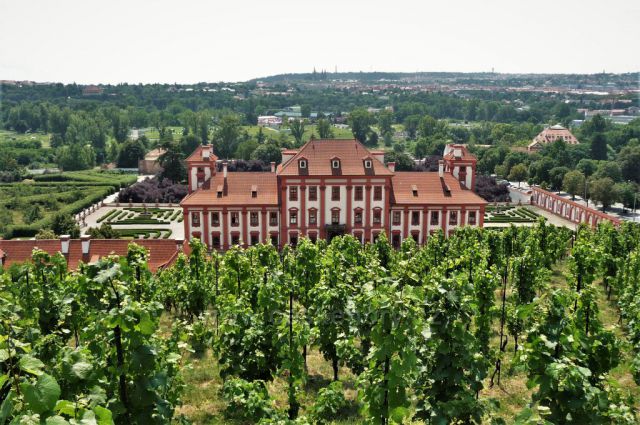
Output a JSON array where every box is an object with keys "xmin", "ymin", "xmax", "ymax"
[{"xmin": 0, "ymin": 170, "xmax": 136, "ymax": 238}]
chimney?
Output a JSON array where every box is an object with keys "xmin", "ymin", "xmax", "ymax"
[
  {"xmin": 454, "ymin": 148, "xmax": 462, "ymax": 159},
  {"xmin": 270, "ymin": 161, "xmax": 276, "ymax": 173},
  {"xmin": 176, "ymin": 239, "xmax": 184, "ymax": 252},
  {"xmin": 81, "ymin": 235, "xmax": 91, "ymax": 255},
  {"xmin": 388, "ymin": 161, "xmax": 396, "ymax": 172},
  {"xmin": 60, "ymin": 235, "xmax": 70, "ymax": 255},
  {"xmin": 223, "ymin": 161, "xmax": 228, "ymax": 178},
  {"xmin": 202, "ymin": 146, "xmax": 210, "ymax": 160},
  {"xmin": 438, "ymin": 160, "xmax": 444, "ymax": 178}
]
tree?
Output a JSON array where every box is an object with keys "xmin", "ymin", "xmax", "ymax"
[
  {"xmin": 348, "ymin": 109, "xmax": 372, "ymax": 144},
  {"xmin": 87, "ymin": 223, "xmax": 118, "ymax": 239},
  {"xmin": 414, "ymin": 139, "xmax": 429, "ymax": 159},
  {"xmin": 508, "ymin": 163, "xmax": 528, "ymax": 187},
  {"xmin": 367, "ymin": 130, "xmax": 379, "ymax": 147},
  {"xmin": 181, "ymin": 134, "xmax": 201, "ymax": 156},
  {"xmin": 50, "ymin": 213, "xmax": 80, "ymax": 237},
  {"xmin": 594, "ymin": 161, "xmax": 622, "ymax": 182},
  {"xmin": 251, "ymin": 141, "xmax": 282, "ymax": 164},
  {"xmin": 289, "ymin": 119, "xmax": 306, "ymax": 146},
  {"xmin": 35, "ymin": 228, "xmax": 56, "ymax": 239},
  {"xmin": 577, "ymin": 158, "xmax": 598, "ymax": 177},
  {"xmin": 236, "ymin": 139, "xmax": 258, "ymax": 160},
  {"xmin": 418, "ymin": 115, "xmax": 437, "ymax": 138},
  {"xmin": 57, "ymin": 143, "xmax": 96, "ymax": 171},
  {"xmin": 301, "ymin": 104, "xmax": 311, "ymax": 118},
  {"xmin": 615, "ymin": 182, "xmax": 637, "ymax": 210},
  {"xmin": 618, "ymin": 146, "xmax": 640, "ymax": 183},
  {"xmin": 23, "ymin": 204, "xmax": 43, "ymax": 224},
  {"xmin": 563, "ymin": 170, "xmax": 586, "ymax": 200},
  {"xmin": 377, "ymin": 110, "xmax": 394, "ymax": 138},
  {"xmin": 116, "ymin": 140, "xmax": 145, "ymax": 168},
  {"xmin": 256, "ymin": 126, "xmax": 266, "ymax": 144},
  {"xmin": 549, "ymin": 166, "xmax": 570, "ymax": 191},
  {"xmin": 590, "ymin": 133, "xmax": 607, "ymax": 160},
  {"xmin": 317, "ymin": 119, "xmax": 333, "ymax": 139},
  {"xmin": 213, "ymin": 114, "xmax": 242, "ymax": 159},
  {"xmin": 589, "ymin": 177, "xmax": 618, "ymax": 212},
  {"xmin": 158, "ymin": 141, "xmax": 187, "ymax": 182},
  {"xmin": 384, "ymin": 151, "xmax": 414, "ymax": 171},
  {"xmin": 403, "ymin": 115, "xmax": 420, "ymax": 139}
]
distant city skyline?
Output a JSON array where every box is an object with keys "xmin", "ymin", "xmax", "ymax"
[{"xmin": 1, "ymin": 0, "xmax": 639, "ymax": 84}]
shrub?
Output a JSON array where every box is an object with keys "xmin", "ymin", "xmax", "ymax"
[
  {"xmin": 117, "ymin": 177, "xmax": 187, "ymax": 203},
  {"xmin": 221, "ymin": 378, "xmax": 275, "ymax": 422},
  {"xmin": 311, "ymin": 381, "xmax": 347, "ymax": 423},
  {"xmin": 475, "ymin": 175, "xmax": 510, "ymax": 202}
]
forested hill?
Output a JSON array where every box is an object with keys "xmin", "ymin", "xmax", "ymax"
[{"xmin": 251, "ymin": 71, "xmax": 640, "ymax": 87}]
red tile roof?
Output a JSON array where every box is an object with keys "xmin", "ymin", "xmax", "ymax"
[
  {"xmin": 181, "ymin": 172, "xmax": 278, "ymax": 206},
  {"xmin": 0, "ymin": 239, "xmax": 182, "ymax": 272},
  {"xmin": 531, "ymin": 125, "xmax": 580, "ymax": 148},
  {"xmin": 278, "ymin": 139, "xmax": 393, "ymax": 176},
  {"xmin": 392, "ymin": 172, "xmax": 487, "ymax": 205},
  {"xmin": 186, "ymin": 145, "xmax": 219, "ymax": 162},
  {"xmin": 443, "ymin": 144, "xmax": 475, "ymax": 161}
]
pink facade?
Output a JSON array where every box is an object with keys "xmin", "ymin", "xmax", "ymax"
[{"xmin": 531, "ymin": 187, "xmax": 621, "ymax": 227}]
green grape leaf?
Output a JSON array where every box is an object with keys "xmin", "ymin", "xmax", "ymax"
[
  {"xmin": 45, "ymin": 416, "xmax": 70, "ymax": 425},
  {"xmin": 54, "ymin": 400, "xmax": 76, "ymax": 416},
  {"xmin": 18, "ymin": 355, "xmax": 45, "ymax": 376},
  {"xmin": 71, "ymin": 361, "xmax": 93, "ymax": 380},
  {"xmin": 20, "ymin": 373, "xmax": 61, "ymax": 414},
  {"xmin": 0, "ymin": 391, "xmax": 15, "ymax": 425},
  {"xmin": 92, "ymin": 406, "xmax": 113, "ymax": 425}
]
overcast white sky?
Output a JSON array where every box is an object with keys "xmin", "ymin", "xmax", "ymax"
[{"xmin": 1, "ymin": 0, "xmax": 638, "ymax": 84}]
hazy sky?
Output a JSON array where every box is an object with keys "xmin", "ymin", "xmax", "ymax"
[{"xmin": 1, "ymin": 0, "xmax": 639, "ymax": 84}]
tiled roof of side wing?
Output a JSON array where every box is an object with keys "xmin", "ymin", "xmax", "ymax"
[
  {"xmin": 0, "ymin": 239, "xmax": 180, "ymax": 272},
  {"xmin": 278, "ymin": 139, "xmax": 394, "ymax": 176},
  {"xmin": 392, "ymin": 172, "xmax": 487, "ymax": 205},
  {"xmin": 180, "ymin": 172, "xmax": 279, "ymax": 206}
]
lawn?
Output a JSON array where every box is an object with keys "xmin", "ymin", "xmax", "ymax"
[
  {"xmin": 0, "ymin": 129, "xmax": 57, "ymax": 168},
  {"xmin": 0, "ymin": 129, "xmax": 52, "ymax": 148}
]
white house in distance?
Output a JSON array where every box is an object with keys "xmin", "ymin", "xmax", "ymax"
[{"xmin": 528, "ymin": 124, "xmax": 580, "ymax": 152}]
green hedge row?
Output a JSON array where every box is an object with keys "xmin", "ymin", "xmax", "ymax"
[
  {"xmin": 97, "ymin": 209, "xmax": 119, "ymax": 223},
  {"xmin": 3, "ymin": 186, "xmax": 115, "ymax": 239},
  {"xmin": 111, "ymin": 218, "xmax": 170, "ymax": 225},
  {"xmin": 114, "ymin": 228, "xmax": 173, "ymax": 239}
]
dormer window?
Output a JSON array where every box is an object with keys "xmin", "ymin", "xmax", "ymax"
[
  {"xmin": 251, "ymin": 185, "xmax": 258, "ymax": 198},
  {"xmin": 364, "ymin": 159, "xmax": 372, "ymax": 169},
  {"xmin": 332, "ymin": 159, "xmax": 340, "ymax": 169},
  {"xmin": 299, "ymin": 159, "xmax": 307, "ymax": 169}
]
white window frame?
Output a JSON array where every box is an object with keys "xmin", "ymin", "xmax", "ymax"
[
  {"xmin": 299, "ymin": 159, "xmax": 307, "ymax": 169},
  {"xmin": 332, "ymin": 159, "xmax": 340, "ymax": 169},
  {"xmin": 364, "ymin": 159, "xmax": 372, "ymax": 169}
]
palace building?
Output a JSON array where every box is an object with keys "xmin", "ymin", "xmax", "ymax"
[
  {"xmin": 180, "ymin": 139, "xmax": 487, "ymax": 250},
  {"xmin": 528, "ymin": 124, "xmax": 580, "ymax": 152}
]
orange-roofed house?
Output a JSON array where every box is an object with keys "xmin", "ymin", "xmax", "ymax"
[
  {"xmin": 528, "ymin": 124, "xmax": 580, "ymax": 152},
  {"xmin": 181, "ymin": 139, "xmax": 487, "ymax": 250}
]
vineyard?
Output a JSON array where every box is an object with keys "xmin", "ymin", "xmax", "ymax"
[{"xmin": 2, "ymin": 219, "xmax": 640, "ymax": 424}]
